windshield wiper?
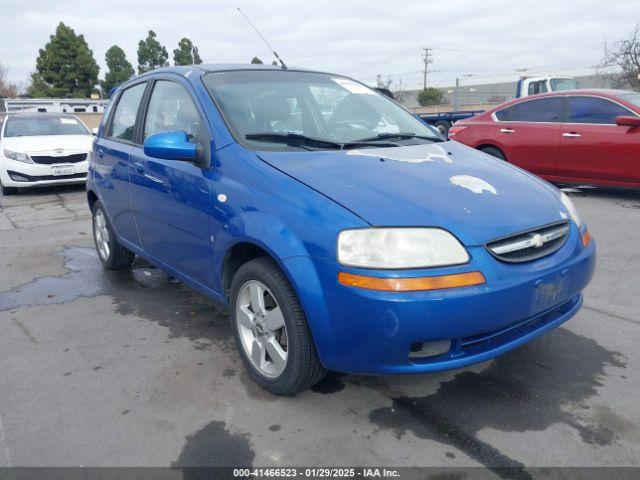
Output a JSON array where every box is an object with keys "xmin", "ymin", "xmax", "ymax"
[
  {"xmin": 246, "ymin": 132, "xmax": 343, "ymax": 149},
  {"xmin": 353, "ymin": 132, "xmax": 441, "ymax": 142},
  {"xmin": 245, "ymin": 132, "xmax": 400, "ymax": 150}
]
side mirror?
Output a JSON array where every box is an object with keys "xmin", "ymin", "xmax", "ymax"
[
  {"xmin": 616, "ymin": 116, "xmax": 640, "ymax": 128},
  {"xmin": 91, "ymin": 127, "xmax": 99, "ymax": 135},
  {"xmin": 143, "ymin": 130, "xmax": 198, "ymax": 162}
]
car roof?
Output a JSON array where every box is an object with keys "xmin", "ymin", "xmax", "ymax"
[
  {"xmin": 1, "ymin": 112, "xmax": 81, "ymax": 120},
  {"xmin": 135, "ymin": 63, "xmax": 327, "ymax": 79}
]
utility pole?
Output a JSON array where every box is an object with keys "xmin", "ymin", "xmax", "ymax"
[
  {"xmin": 454, "ymin": 77, "xmax": 460, "ymax": 112},
  {"xmin": 422, "ymin": 47, "xmax": 433, "ymax": 89}
]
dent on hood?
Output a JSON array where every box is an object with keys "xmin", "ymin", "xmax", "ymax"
[
  {"xmin": 450, "ymin": 175, "xmax": 498, "ymax": 195},
  {"xmin": 346, "ymin": 143, "xmax": 452, "ymax": 164}
]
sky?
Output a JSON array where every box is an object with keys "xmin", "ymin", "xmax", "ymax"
[{"xmin": 1, "ymin": 0, "xmax": 638, "ymax": 91}]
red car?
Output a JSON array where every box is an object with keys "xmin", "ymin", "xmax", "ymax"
[{"xmin": 449, "ymin": 89, "xmax": 640, "ymax": 188}]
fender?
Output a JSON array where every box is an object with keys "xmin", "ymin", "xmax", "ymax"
[{"xmin": 212, "ymin": 211, "xmax": 338, "ymax": 367}]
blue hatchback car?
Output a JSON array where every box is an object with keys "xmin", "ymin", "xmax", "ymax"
[{"xmin": 88, "ymin": 65, "xmax": 596, "ymax": 395}]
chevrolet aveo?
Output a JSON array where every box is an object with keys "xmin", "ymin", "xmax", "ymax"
[{"xmin": 88, "ymin": 65, "xmax": 596, "ymax": 395}]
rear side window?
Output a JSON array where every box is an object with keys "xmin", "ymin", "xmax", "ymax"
[
  {"xmin": 567, "ymin": 97, "xmax": 631, "ymax": 125},
  {"xmin": 495, "ymin": 106, "xmax": 512, "ymax": 121},
  {"xmin": 511, "ymin": 98, "xmax": 563, "ymax": 123},
  {"xmin": 109, "ymin": 83, "xmax": 146, "ymax": 142},
  {"xmin": 144, "ymin": 81, "xmax": 201, "ymax": 140}
]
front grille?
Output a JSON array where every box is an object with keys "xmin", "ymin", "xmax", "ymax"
[
  {"xmin": 7, "ymin": 170, "xmax": 86, "ymax": 182},
  {"xmin": 486, "ymin": 221, "xmax": 570, "ymax": 263},
  {"xmin": 30, "ymin": 153, "xmax": 88, "ymax": 164}
]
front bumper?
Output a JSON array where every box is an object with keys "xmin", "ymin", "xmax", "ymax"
[
  {"xmin": 0, "ymin": 157, "xmax": 88, "ymax": 188},
  {"xmin": 284, "ymin": 225, "xmax": 596, "ymax": 375}
]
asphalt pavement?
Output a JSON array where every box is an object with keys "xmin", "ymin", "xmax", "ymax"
[{"xmin": 0, "ymin": 184, "xmax": 639, "ymax": 478}]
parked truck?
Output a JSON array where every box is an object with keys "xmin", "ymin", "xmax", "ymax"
[{"xmin": 416, "ymin": 76, "xmax": 578, "ymax": 136}]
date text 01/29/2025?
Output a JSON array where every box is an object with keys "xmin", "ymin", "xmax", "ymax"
[{"xmin": 232, "ymin": 468, "xmax": 400, "ymax": 477}]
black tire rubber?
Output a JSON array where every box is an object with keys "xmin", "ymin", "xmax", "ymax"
[
  {"xmin": 91, "ymin": 200, "xmax": 135, "ymax": 270},
  {"xmin": 1, "ymin": 183, "xmax": 18, "ymax": 196},
  {"xmin": 479, "ymin": 146, "xmax": 506, "ymax": 161},
  {"xmin": 230, "ymin": 257, "xmax": 327, "ymax": 395},
  {"xmin": 434, "ymin": 120, "xmax": 451, "ymax": 137}
]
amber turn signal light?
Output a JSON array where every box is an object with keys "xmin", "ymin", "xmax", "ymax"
[
  {"xmin": 581, "ymin": 228, "xmax": 591, "ymax": 247},
  {"xmin": 337, "ymin": 271, "xmax": 486, "ymax": 292}
]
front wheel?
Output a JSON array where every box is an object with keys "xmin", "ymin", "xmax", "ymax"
[
  {"xmin": 230, "ymin": 257, "xmax": 326, "ymax": 395},
  {"xmin": 92, "ymin": 200, "xmax": 135, "ymax": 270},
  {"xmin": 1, "ymin": 182, "xmax": 18, "ymax": 196}
]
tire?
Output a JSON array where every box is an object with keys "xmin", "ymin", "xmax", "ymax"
[
  {"xmin": 434, "ymin": 120, "xmax": 451, "ymax": 137},
  {"xmin": 230, "ymin": 257, "xmax": 326, "ymax": 395},
  {"xmin": 479, "ymin": 146, "xmax": 506, "ymax": 161},
  {"xmin": 91, "ymin": 200, "xmax": 135, "ymax": 270},
  {"xmin": 1, "ymin": 182, "xmax": 18, "ymax": 196}
]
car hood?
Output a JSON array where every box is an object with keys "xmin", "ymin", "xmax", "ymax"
[
  {"xmin": 257, "ymin": 141, "xmax": 569, "ymax": 246},
  {"xmin": 1, "ymin": 135, "xmax": 93, "ymax": 154}
]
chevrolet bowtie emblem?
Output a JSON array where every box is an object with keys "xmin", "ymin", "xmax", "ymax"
[{"xmin": 531, "ymin": 233, "xmax": 544, "ymax": 248}]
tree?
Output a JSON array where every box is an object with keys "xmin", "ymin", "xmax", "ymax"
[
  {"xmin": 251, "ymin": 57, "xmax": 264, "ymax": 64},
  {"xmin": 32, "ymin": 22, "xmax": 99, "ymax": 97},
  {"xmin": 375, "ymin": 74, "xmax": 408, "ymax": 103},
  {"xmin": 137, "ymin": 30, "xmax": 169, "ymax": 74},
  {"xmin": 26, "ymin": 72, "xmax": 51, "ymax": 97},
  {"xmin": 417, "ymin": 87, "xmax": 444, "ymax": 106},
  {"xmin": 605, "ymin": 25, "xmax": 640, "ymax": 91},
  {"xmin": 0, "ymin": 63, "xmax": 20, "ymax": 98},
  {"xmin": 102, "ymin": 45, "xmax": 134, "ymax": 96},
  {"xmin": 173, "ymin": 37, "xmax": 203, "ymax": 66}
]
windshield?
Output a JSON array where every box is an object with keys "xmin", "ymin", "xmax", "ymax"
[
  {"xmin": 617, "ymin": 92, "xmax": 640, "ymax": 109},
  {"xmin": 4, "ymin": 115, "xmax": 89, "ymax": 137},
  {"xmin": 203, "ymin": 70, "xmax": 440, "ymax": 150},
  {"xmin": 550, "ymin": 78, "xmax": 578, "ymax": 92}
]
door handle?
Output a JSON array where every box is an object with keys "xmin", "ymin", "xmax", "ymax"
[
  {"xmin": 96, "ymin": 148, "xmax": 104, "ymax": 158},
  {"xmin": 562, "ymin": 132, "xmax": 582, "ymax": 138},
  {"xmin": 133, "ymin": 162, "xmax": 144, "ymax": 173},
  {"xmin": 500, "ymin": 128, "xmax": 515, "ymax": 134}
]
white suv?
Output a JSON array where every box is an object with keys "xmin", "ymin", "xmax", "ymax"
[{"xmin": 0, "ymin": 113, "xmax": 93, "ymax": 195}]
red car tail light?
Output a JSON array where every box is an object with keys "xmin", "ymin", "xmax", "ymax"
[{"xmin": 448, "ymin": 125, "xmax": 468, "ymax": 138}]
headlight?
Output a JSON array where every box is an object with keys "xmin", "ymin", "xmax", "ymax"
[
  {"xmin": 337, "ymin": 228, "xmax": 469, "ymax": 269},
  {"xmin": 4, "ymin": 150, "xmax": 33, "ymax": 163},
  {"xmin": 560, "ymin": 192, "xmax": 582, "ymax": 227}
]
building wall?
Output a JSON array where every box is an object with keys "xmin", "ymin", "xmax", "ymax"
[{"xmin": 401, "ymin": 74, "xmax": 618, "ymax": 109}]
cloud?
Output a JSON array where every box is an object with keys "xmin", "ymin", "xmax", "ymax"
[{"xmin": 0, "ymin": 0, "xmax": 638, "ymax": 89}]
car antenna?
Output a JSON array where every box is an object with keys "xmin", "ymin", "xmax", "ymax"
[{"xmin": 236, "ymin": 7, "xmax": 288, "ymax": 69}]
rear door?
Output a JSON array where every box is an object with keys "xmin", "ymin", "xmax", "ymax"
[
  {"xmin": 494, "ymin": 97, "xmax": 564, "ymax": 176},
  {"xmin": 93, "ymin": 81, "xmax": 147, "ymax": 246},
  {"xmin": 129, "ymin": 77, "xmax": 214, "ymax": 286},
  {"xmin": 557, "ymin": 95, "xmax": 640, "ymax": 185}
]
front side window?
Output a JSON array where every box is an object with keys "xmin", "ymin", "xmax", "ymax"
[
  {"xmin": 567, "ymin": 97, "xmax": 631, "ymax": 124},
  {"xmin": 203, "ymin": 70, "xmax": 439, "ymax": 150},
  {"xmin": 3, "ymin": 115, "xmax": 89, "ymax": 137},
  {"xmin": 528, "ymin": 81, "xmax": 548, "ymax": 95},
  {"xmin": 144, "ymin": 81, "xmax": 201, "ymax": 140},
  {"xmin": 511, "ymin": 98, "xmax": 563, "ymax": 123},
  {"xmin": 109, "ymin": 82, "xmax": 146, "ymax": 142}
]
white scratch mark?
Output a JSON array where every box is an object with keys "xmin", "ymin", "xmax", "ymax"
[
  {"xmin": 450, "ymin": 175, "xmax": 497, "ymax": 195},
  {"xmin": 347, "ymin": 144, "xmax": 453, "ymax": 164}
]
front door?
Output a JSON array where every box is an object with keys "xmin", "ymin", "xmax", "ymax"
[
  {"xmin": 94, "ymin": 81, "xmax": 147, "ymax": 247},
  {"xmin": 557, "ymin": 95, "xmax": 640, "ymax": 185},
  {"xmin": 495, "ymin": 96, "xmax": 564, "ymax": 177},
  {"xmin": 129, "ymin": 78, "xmax": 213, "ymax": 287}
]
